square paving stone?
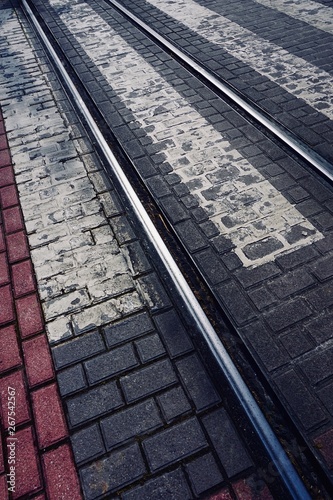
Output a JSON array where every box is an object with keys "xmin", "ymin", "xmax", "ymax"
[
  {"xmin": 157, "ymin": 386, "xmax": 192, "ymax": 423},
  {"xmin": 186, "ymin": 453, "xmax": 224, "ymax": 495},
  {"xmin": 71, "ymin": 424, "xmax": 105, "ymax": 464}
]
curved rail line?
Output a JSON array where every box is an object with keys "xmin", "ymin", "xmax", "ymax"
[
  {"xmin": 106, "ymin": 0, "xmax": 333, "ymax": 184},
  {"xmin": 21, "ymin": 0, "xmax": 314, "ymax": 498}
]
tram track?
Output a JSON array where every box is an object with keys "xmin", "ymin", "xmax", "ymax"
[{"xmin": 20, "ymin": 0, "xmax": 333, "ymax": 497}]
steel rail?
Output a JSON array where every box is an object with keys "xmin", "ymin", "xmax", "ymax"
[
  {"xmin": 107, "ymin": 0, "xmax": 333, "ymax": 183},
  {"xmin": 21, "ymin": 1, "xmax": 311, "ymax": 498}
]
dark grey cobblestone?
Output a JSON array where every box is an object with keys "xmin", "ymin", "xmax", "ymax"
[
  {"xmin": 154, "ymin": 309, "xmax": 194, "ymax": 358},
  {"xmin": 143, "ymin": 418, "xmax": 208, "ymax": 472},
  {"xmin": 216, "ymin": 281, "xmax": 257, "ymax": 326},
  {"xmin": 264, "ymin": 298, "xmax": 313, "ymax": 332},
  {"xmin": 134, "ymin": 333, "xmax": 166, "ymax": 363},
  {"xmin": 306, "ymin": 312, "xmax": 333, "ymax": 343},
  {"xmin": 298, "ymin": 346, "xmax": 333, "ymax": 386},
  {"xmin": 57, "ymin": 364, "xmax": 87, "ymax": 396},
  {"xmin": 122, "ymin": 468, "xmax": 192, "ymax": 500},
  {"xmin": 202, "ymin": 408, "xmax": 253, "ymax": 478},
  {"xmin": 52, "ymin": 330, "xmax": 105, "ymax": 369},
  {"xmin": 156, "ymin": 386, "xmax": 192, "ymax": 423},
  {"xmin": 104, "ymin": 312, "xmax": 154, "ymax": 347},
  {"xmin": 186, "ymin": 453, "xmax": 224, "ymax": 496},
  {"xmin": 268, "ymin": 269, "xmax": 317, "ymax": 299},
  {"xmin": 84, "ymin": 344, "xmax": 139, "ymax": 384},
  {"xmin": 71, "ymin": 424, "xmax": 105, "ymax": 464}
]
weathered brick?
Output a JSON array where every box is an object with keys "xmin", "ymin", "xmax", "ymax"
[
  {"xmin": 52, "ymin": 330, "xmax": 105, "ymax": 369},
  {"xmin": 235, "ymin": 262, "xmax": 280, "ymax": 288},
  {"xmin": 273, "ymin": 370, "xmax": 326, "ymax": 430},
  {"xmin": 57, "ymin": 364, "xmax": 87, "ymax": 396},
  {"xmin": 203, "ymin": 408, "xmax": 253, "ymax": 478},
  {"xmin": 243, "ymin": 236, "xmax": 283, "ymax": 260},
  {"xmin": 71, "ymin": 424, "xmax": 105, "ymax": 464},
  {"xmin": 6, "ymin": 231, "xmax": 30, "ymax": 263},
  {"xmin": 160, "ymin": 196, "xmax": 189, "ymax": 223},
  {"xmin": 0, "ymin": 435, "xmax": 3, "ymax": 474},
  {"xmin": 137, "ymin": 273, "xmax": 171, "ymax": 311},
  {"xmin": 121, "ymin": 359, "xmax": 177, "ymax": 403},
  {"xmin": 143, "ymin": 418, "xmax": 207, "ymax": 472},
  {"xmin": 157, "ymin": 386, "xmax": 191, "ymax": 423},
  {"xmin": 43, "ymin": 444, "xmax": 81, "ymax": 500},
  {"xmin": 0, "ymin": 475, "xmax": 8, "ymax": 500},
  {"xmin": 186, "ymin": 453, "xmax": 224, "ymax": 496},
  {"xmin": 176, "ymin": 354, "xmax": 220, "ymax": 411},
  {"xmin": 0, "ymin": 166, "xmax": 14, "ymax": 186},
  {"xmin": 275, "ymin": 245, "xmax": 319, "ymax": 270},
  {"xmin": 305, "ymin": 312, "xmax": 333, "ymax": 343},
  {"xmin": 101, "ymin": 398, "xmax": 162, "ymax": 449},
  {"xmin": 135, "ymin": 333, "xmax": 165, "ymax": 362},
  {"xmin": 264, "ymin": 298, "xmax": 312, "ymax": 332},
  {"xmin": 81, "ymin": 443, "xmax": 146, "ymax": 498},
  {"xmin": 0, "ymin": 150, "xmax": 11, "ymax": 168},
  {"xmin": 84, "ymin": 343, "xmax": 138, "ymax": 384},
  {"xmin": 0, "ymin": 285, "xmax": 14, "ymax": 325},
  {"xmin": 194, "ymin": 248, "xmax": 228, "ymax": 285},
  {"xmin": 175, "ymin": 219, "xmax": 207, "ymax": 252},
  {"xmin": 122, "ymin": 468, "xmax": 191, "ymax": 500},
  {"xmin": 209, "ymin": 486, "xmax": 233, "ymax": 500},
  {"xmin": 318, "ymin": 382, "xmax": 333, "ymax": 415},
  {"xmin": 3, "ymin": 206, "xmax": 24, "ymax": 234},
  {"xmin": 124, "ymin": 241, "xmax": 151, "ymax": 276},
  {"xmin": 268, "ymin": 269, "xmax": 316, "ymax": 299},
  {"xmin": 280, "ymin": 328, "xmax": 313, "ymax": 359},
  {"xmin": 314, "ymin": 233, "xmax": 333, "ymax": 254},
  {"xmin": 66, "ymin": 380, "xmax": 123, "ymax": 427},
  {"xmin": 12, "ymin": 259, "xmax": 36, "ymax": 297},
  {"xmin": 13, "ymin": 427, "xmax": 41, "ymax": 498},
  {"xmin": 311, "ymin": 255, "xmax": 333, "ymax": 281},
  {"xmin": 0, "ymin": 370, "xmax": 30, "ymax": 428},
  {"xmin": 16, "ymin": 293, "xmax": 44, "ymax": 338},
  {"xmin": 32, "ymin": 383, "xmax": 68, "ymax": 448},
  {"xmin": 314, "ymin": 428, "xmax": 333, "ymax": 470},
  {"xmin": 233, "ymin": 476, "xmax": 273, "ymax": 499},
  {"xmin": 104, "ymin": 312, "xmax": 154, "ymax": 347},
  {"xmin": 305, "ymin": 282, "xmax": 333, "ymax": 311},
  {"xmin": 23, "ymin": 334, "xmax": 54, "ymax": 387},
  {"xmin": 216, "ymin": 281, "xmax": 257, "ymax": 326},
  {"xmin": 154, "ymin": 309, "xmax": 193, "ymax": 357},
  {"xmin": 0, "ymin": 226, "xmax": 4, "ymax": 253}
]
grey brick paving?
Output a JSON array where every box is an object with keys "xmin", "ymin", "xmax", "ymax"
[
  {"xmin": 122, "ymin": 468, "xmax": 192, "ymax": 500},
  {"xmin": 186, "ymin": 453, "xmax": 224, "ymax": 496},
  {"xmin": 71, "ymin": 424, "xmax": 105, "ymax": 464},
  {"xmin": 84, "ymin": 343, "xmax": 139, "ymax": 384}
]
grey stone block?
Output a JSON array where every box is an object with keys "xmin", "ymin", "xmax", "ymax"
[
  {"xmin": 84, "ymin": 344, "xmax": 139, "ymax": 384},
  {"xmin": 157, "ymin": 386, "xmax": 191, "ymax": 423},
  {"xmin": 135, "ymin": 334, "xmax": 166, "ymax": 363},
  {"xmin": 154, "ymin": 310, "xmax": 193, "ymax": 358},
  {"xmin": 264, "ymin": 298, "xmax": 312, "ymax": 332},
  {"xmin": 122, "ymin": 468, "xmax": 192, "ymax": 500},
  {"xmin": 52, "ymin": 330, "xmax": 105, "ymax": 369},
  {"xmin": 186, "ymin": 453, "xmax": 224, "ymax": 495},
  {"xmin": 104, "ymin": 312, "xmax": 154, "ymax": 347},
  {"xmin": 57, "ymin": 364, "xmax": 87, "ymax": 396},
  {"xmin": 71, "ymin": 424, "xmax": 105, "ymax": 464}
]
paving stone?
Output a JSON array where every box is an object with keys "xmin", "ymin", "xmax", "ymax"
[
  {"xmin": 122, "ymin": 468, "xmax": 192, "ymax": 500},
  {"xmin": 43, "ymin": 444, "xmax": 82, "ymax": 500},
  {"xmin": 202, "ymin": 408, "xmax": 253, "ymax": 478},
  {"xmin": 154, "ymin": 309, "xmax": 193, "ymax": 357},
  {"xmin": 193, "ymin": 248, "xmax": 228, "ymax": 285},
  {"xmin": 137, "ymin": 273, "xmax": 172, "ymax": 311},
  {"xmin": 14, "ymin": 426, "xmax": 41, "ymax": 498},
  {"xmin": 273, "ymin": 370, "xmax": 327, "ymax": 431},
  {"xmin": 23, "ymin": 334, "xmax": 54, "ymax": 387},
  {"xmin": 52, "ymin": 330, "xmax": 105, "ymax": 369},
  {"xmin": 6, "ymin": 231, "xmax": 30, "ymax": 263},
  {"xmin": 275, "ymin": 245, "xmax": 319, "ymax": 270},
  {"xmin": 318, "ymin": 382, "xmax": 333, "ymax": 416},
  {"xmin": 16, "ymin": 293, "xmax": 44, "ymax": 338},
  {"xmin": 0, "ymin": 324, "xmax": 21, "ymax": 373},
  {"xmin": 135, "ymin": 333, "xmax": 166, "ymax": 362},
  {"xmin": 0, "ymin": 253, "xmax": 9, "ymax": 286},
  {"xmin": 0, "ymin": 166, "xmax": 14, "ymax": 187},
  {"xmin": 104, "ymin": 311, "xmax": 154, "ymax": 347},
  {"xmin": 186, "ymin": 453, "xmax": 224, "ymax": 496},
  {"xmin": 305, "ymin": 312, "xmax": 333, "ymax": 343},
  {"xmin": 32, "ymin": 383, "xmax": 68, "ymax": 448},
  {"xmin": 243, "ymin": 236, "xmax": 283, "ymax": 261},
  {"xmin": 71, "ymin": 424, "xmax": 105, "ymax": 464},
  {"xmin": 3, "ymin": 206, "xmax": 24, "ymax": 234},
  {"xmin": 84, "ymin": 343, "xmax": 138, "ymax": 384},
  {"xmin": 57, "ymin": 364, "xmax": 87, "ymax": 396},
  {"xmin": 175, "ymin": 219, "xmax": 207, "ymax": 252},
  {"xmin": 66, "ymin": 380, "xmax": 123, "ymax": 427},
  {"xmin": 121, "ymin": 359, "xmax": 178, "ymax": 403},
  {"xmin": 143, "ymin": 417, "xmax": 207, "ymax": 472},
  {"xmin": 298, "ymin": 346, "xmax": 333, "ymax": 386},
  {"xmin": 0, "ymin": 369, "xmax": 30, "ymax": 429},
  {"xmin": 124, "ymin": 240, "xmax": 152, "ymax": 276},
  {"xmin": 156, "ymin": 386, "xmax": 192, "ymax": 423},
  {"xmin": 235, "ymin": 262, "xmax": 281, "ymax": 288},
  {"xmin": 311, "ymin": 255, "xmax": 333, "ymax": 281},
  {"xmin": 264, "ymin": 298, "xmax": 312, "ymax": 332},
  {"xmin": 101, "ymin": 398, "xmax": 162, "ymax": 449},
  {"xmin": 80, "ymin": 443, "xmax": 146, "ymax": 499},
  {"xmin": 215, "ymin": 281, "xmax": 257, "ymax": 326},
  {"xmin": 268, "ymin": 269, "xmax": 316, "ymax": 299},
  {"xmin": 233, "ymin": 476, "xmax": 273, "ymax": 500},
  {"xmin": 280, "ymin": 327, "xmax": 314, "ymax": 359},
  {"xmin": 306, "ymin": 282, "xmax": 333, "ymax": 311},
  {"xmin": 176, "ymin": 353, "xmax": 220, "ymax": 411},
  {"xmin": 0, "ymin": 284, "xmax": 14, "ymax": 325},
  {"xmin": 12, "ymin": 259, "xmax": 36, "ymax": 297},
  {"xmin": 314, "ymin": 428, "xmax": 333, "ymax": 471}
]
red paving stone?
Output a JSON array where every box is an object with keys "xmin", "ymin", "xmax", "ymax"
[
  {"xmin": 43, "ymin": 444, "xmax": 82, "ymax": 500},
  {"xmin": 0, "ymin": 325, "xmax": 22, "ymax": 373},
  {"xmin": 0, "ymin": 106, "xmax": 82, "ymax": 499},
  {"xmin": 0, "ymin": 134, "xmax": 7, "ymax": 151},
  {"xmin": 32, "ymin": 383, "xmax": 68, "ymax": 448},
  {"xmin": 314, "ymin": 428, "xmax": 333, "ymax": 470},
  {"xmin": 0, "ymin": 184, "xmax": 19, "ymax": 209},
  {"xmin": 6, "ymin": 231, "xmax": 30, "ymax": 263},
  {"xmin": 16, "ymin": 293, "xmax": 44, "ymax": 338},
  {"xmin": 0, "ymin": 284, "xmax": 14, "ymax": 325},
  {"xmin": 12, "ymin": 259, "xmax": 36, "ymax": 297},
  {"xmin": 23, "ymin": 334, "xmax": 54, "ymax": 387},
  {"xmin": 13, "ymin": 426, "xmax": 42, "ymax": 499},
  {"xmin": 208, "ymin": 488, "xmax": 233, "ymax": 499},
  {"xmin": 233, "ymin": 477, "xmax": 273, "ymax": 500}
]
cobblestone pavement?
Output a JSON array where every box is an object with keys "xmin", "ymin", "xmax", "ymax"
[
  {"xmin": 0, "ymin": 3, "xmax": 292, "ymax": 499},
  {"xmin": 27, "ymin": 0, "xmax": 333, "ymax": 487}
]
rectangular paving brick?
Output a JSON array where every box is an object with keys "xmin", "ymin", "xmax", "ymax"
[
  {"xmin": 202, "ymin": 408, "xmax": 253, "ymax": 478},
  {"xmin": 0, "ymin": 285, "xmax": 14, "ymax": 325},
  {"xmin": 12, "ymin": 426, "xmax": 41, "ymax": 498},
  {"xmin": 66, "ymin": 380, "xmax": 123, "ymax": 427},
  {"xmin": 186, "ymin": 453, "xmax": 224, "ymax": 496},
  {"xmin": 6, "ymin": 231, "xmax": 30, "ymax": 263},
  {"xmin": 101, "ymin": 398, "xmax": 162, "ymax": 450},
  {"xmin": 314, "ymin": 428, "xmax": 333, "ymax": 471},
  {"xmin": 154, "ymin": 309, "xmax": 193, "ymax": 358},
  {"xmin": 306, "ymin": 282, "xmax": 333, "ymax": 311},
  {"xmin": 216, "ymin": 281, "xmax": 257, "ymax": 326},
  {"xmin": 84, "ymin": 343, "xmax": 138, "ymax": 385},
  {"xmin": 0, "ymin": 325, "xmax": 22, "ymax": 373},
  {"xmin": 0, "ymin": 185, "xmax": 19, "ymax": 209},
  {"xmin": 143, "ymin": 418, "xmax": 207, "ymax": 472},
  {"xmin": 12, "ymin": 259, "xmax": 36, "ymax": 297},
  {"xmin": 273, "ymin": 370, "xmax": 327, "ymax": 430},
  {"xmin": 23, "ymin": 334, "xmax": 54, "ymax": 387},
  {"xmin": 0, "ymin": 225, "xmax": 5, "ymax": 252},
  {"xmin": 52, "ymin": 330, "xmax": 105, "ymax": 369},
  {"xmin": 16, "ymin": 293, "xmax": 44, "ymax": 338},
  {"xmin": 298, "ymin": 347, "xmax": 333, "ymax": 386},
  {"xmin": 71, "ymin": 424, "xmax": 105, "ymax": 464},
  {"xmin": 3, "ymin": 206, "xmax": 24, "ymax": 234},
  {"xmin": 80, "ymin": 443, "xmax": 146, "ymax": 499},
  {"xmin": 268, "ymin": 269, "xmax": 316, "ymax": 299},
  {"xmin": 104, "ymin": 311, "xmax": 154, "ymax": 347},
  {"xmin": 43, "ymin": 444, "xmax": 82, "ymax": 500},
  {"xmin": 32, "ymin": 383, "xmax": 68, "ymax": 448},
  {"xmin": 0, "ymin": 150, "xmax": 11, "ymax": 168},
  {"xmin": 176, "ymin": 354, "xmax": 221, "ymax": 411},
  {"xmin": 264, "ymin": 298, "xmax": 312, "ymax": 332},
  {"xmin": 122, "ymin": 468, "xmax": 191, "ymax": 500},
  {"xmin": 0, "ymin": 370, "xmax": 30, "ymax": 429},
  {"xmin": 0, "ymin": 436, "xmax": 3, "ymax": 474},
  {"xmin": 121, "ymin": 359, "xmax": 178, "ymax": 403},
  {"xmin": 0, "ymin": 252, "xmax": 9, "ymax": 286},
  {"xmin": 0, "ymin": 166, "xmax": 14, "ymax": 187}
]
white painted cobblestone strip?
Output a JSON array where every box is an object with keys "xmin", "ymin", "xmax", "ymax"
[
  {"xmin": 48, "ymin": 0, "xmax": 323, "ymax": 267},
  {"xmin": 255, "ymin": 0, "xmax": 333, "ymax": 35},
  {"xmin": 145, "ymin": 0, "xmax": 333, "ymax": 119},
  {"xmin": 0, "ymin": 9, "xmax": 143, "ymax": 343}
]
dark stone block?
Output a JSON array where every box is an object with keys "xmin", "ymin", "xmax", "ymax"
[
  {"xmin": 264, "ymin": 298, "xmax": 312, "ymax": 332},
  {"xmin": 52, "ymin": 330, "xmax": 105, "ymax": 369},
  {"xmin": 194, "ymin": 248, "xmax": 228, "ymax": 285},
  {"xmin": 186, "ymin": 453, "xmax": 224, "ymax": 495},
  {"xmin": 137, "ymin": 273, "xmax": 172, "ymax": 311},
  {"xmin": 154, "ymin": 309, "xmax": 193, "ymax": 358},
  {"xmin": 275, "ymin": 245, "xmax": 319, "ymax": 270},
  {"xmin": 235, "ymin": 262, "xmax": 280, "ymax": 288},
  {"xmin": 135, "ymin": 334, "xmax": 165, "ymax": 362},
  {"xmin": 104, "ymin": 312, "xmax": 154, "ymax": 347},
  {"xmin": 57, "ymin": 364, "xmax": 87, "ymax": 396},
  {"xmin": 160, "ymin": 196, "xmax": 189, "ymax": 223},
  {"xmin": 268, "ymin": 268, "xmax": 316, "ymax": 299},
  {"xmin": 298, "ymin": 346, "xmax": 333, "ymax": 385},
  {"xmin": 243, "ymin": 236, "xmax": 283, "ymax": 260},
  {"xmin": 175, "ymin": 220, "xmax": 207, "ymax": 252},
  {"xmin": 215, "ymin": 281, "xmax": 257, "ymax": 326},
  {"xmin": 156, "ymin": 386, "xmax": 191, "ymax": 423},
  {"xmin": 84, "ymin": 344, "xmax": 138, "ymax": 384},
  {"xmin": 71, "ymin": 424, "xmax": 105, "ymax": 464},
  {"xmin": 122, "ymin": 468, "xmax": 191, "ymax": 500}
]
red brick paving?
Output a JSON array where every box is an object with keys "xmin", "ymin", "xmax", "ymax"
[
  {"xmin": 0, "ymin": 107, "xmax": 82, "ymax": 499},
  {"xmin": 314, "ymin": 428, "xmax": 333, "ymax": 470}
]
